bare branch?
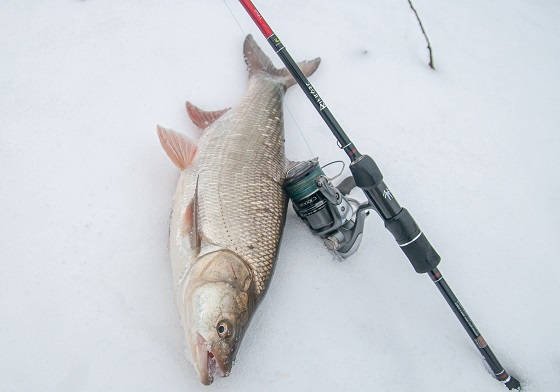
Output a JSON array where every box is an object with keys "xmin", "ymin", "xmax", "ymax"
[{"xmin": 407, "ymin": 0, "xmax": 435, "ymax": 70}]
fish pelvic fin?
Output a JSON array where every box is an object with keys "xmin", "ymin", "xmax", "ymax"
[
  {"xmin": 186, "ymin": 102, "xmax": 230, "ymax": 130},
  {"xmin": 157, "ymin": 125, "xmax": 197, "ymax": 170},
  {"xmin": 243, "ymin": 34, "xmax": 321, "ymax": 89}
]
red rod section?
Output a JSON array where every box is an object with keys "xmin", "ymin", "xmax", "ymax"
[{"xmin": 238, "ymin": 0, "xmax": 274, "ymax": 38}]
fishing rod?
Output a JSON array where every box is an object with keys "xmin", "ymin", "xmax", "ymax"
[{"xmin": 238, "ymin": 0, "xmax": 521, "ymax": 390}]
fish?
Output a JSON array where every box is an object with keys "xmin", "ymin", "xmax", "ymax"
[{"xmin": 157, "ymin": 35, "xmax": 320, "ymax": 385}]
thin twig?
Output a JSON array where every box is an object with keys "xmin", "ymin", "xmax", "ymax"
[{"xmin": 407, "ymin": 0, "xmax": 435, "ymax": 70}]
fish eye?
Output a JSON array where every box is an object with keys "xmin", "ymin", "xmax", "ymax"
[{"xmin": 217, "ymin": 320, "xmax": 232, "ymax": 338}]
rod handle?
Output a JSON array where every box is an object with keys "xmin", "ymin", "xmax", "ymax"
[
  {"xmin": 350, "ymin": 155, "xmax": 440, "ymax": 273},
  {"xmin": 385, "ymin": 209, "xmax": 440, "ymax": 273}
]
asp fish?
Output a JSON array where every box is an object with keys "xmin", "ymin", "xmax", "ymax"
[{"xmin": 157, "ymin": 35, "xmax": 320, "ymax": 384}]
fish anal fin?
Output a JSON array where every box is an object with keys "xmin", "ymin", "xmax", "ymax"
[
  {"xmin": 186, "ymin": 101, "xmax": 230, "ymax": 130},
  {"xmin": 157, "ymin": 126, "xmax": 197, "ymax": 170}
]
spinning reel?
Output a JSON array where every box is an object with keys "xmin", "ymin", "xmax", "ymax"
[{"xmin": 285, "ymin": 159, "xmax": 372, "ymax": 258}]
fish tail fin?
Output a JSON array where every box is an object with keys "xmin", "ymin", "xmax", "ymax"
[{"xmin": 243, "ymin": 34, "xmax": 321, "ymax": 89}]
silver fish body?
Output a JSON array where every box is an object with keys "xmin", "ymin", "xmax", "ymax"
[
  {"xmin": 171, "ymin": 77, "xmax": 287, "ymax": 297},
  {"xmin": 158, "ymin": 35, "xmax": 320, "ymax": 384}
]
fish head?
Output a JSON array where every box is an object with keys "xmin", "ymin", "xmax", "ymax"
[{"xmin": 183, "ymin": 250, "xmax": 255, "ymax": 385}]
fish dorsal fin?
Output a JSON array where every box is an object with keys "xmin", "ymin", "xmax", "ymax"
[
  {"xmin": 157, "ymin": 126, "xmax": 197, "ymax": 170},
  {"xmin": 185, "ymin": 101, "xmax": 230, "ymax": 130}
]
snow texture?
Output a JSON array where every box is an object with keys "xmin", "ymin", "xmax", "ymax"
[{"xmin": 1, "ymin": 0, "xmax": 559, "ymax": 391}]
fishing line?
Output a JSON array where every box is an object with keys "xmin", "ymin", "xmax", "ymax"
[
  {"xmin": 221, "ymin": 0, "xmax": 245, "ymax": 34},
  {"xmin": 221, "ymin": 0, "xmax": 316, "ymax": 157}
]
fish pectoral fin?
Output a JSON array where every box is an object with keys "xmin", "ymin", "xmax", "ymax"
[
  {"xmin": 157, "ymin": 125, "xmax": 197, "ymax": 170},
  {"xmin": 186, "ymin": 101, "xmax": 230, "ymax": 130},
  {"xmin": 186, "ymin": 176, "xmax": 202, "ymax": 255}
]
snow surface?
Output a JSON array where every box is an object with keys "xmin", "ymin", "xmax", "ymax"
[{"xmin": 1, "ymin": 0, "xmax": 559, "ymax": 391}]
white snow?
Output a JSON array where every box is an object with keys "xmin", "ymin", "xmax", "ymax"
[{"xmin": 1, "ymin": 0, "xmax": 559, "ymax": 391}]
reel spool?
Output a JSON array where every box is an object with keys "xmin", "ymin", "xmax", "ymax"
[{"xmin": 285, "ymin": 158, "xmax": 371, "ymax": 257}]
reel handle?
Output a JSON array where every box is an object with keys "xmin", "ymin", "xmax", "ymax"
[{"xmin": 350, "ymin": 155, "xmax": 440, "ymax": 273}]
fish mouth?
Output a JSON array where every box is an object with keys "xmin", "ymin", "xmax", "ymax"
[{"xmin": 196, "ymin": 333, "xmax": 229, "ymax": 385}]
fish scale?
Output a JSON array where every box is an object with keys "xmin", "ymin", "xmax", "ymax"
[{"xmin": 193, "ymin": 78, "xmax": 286, "ymax": 297}]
